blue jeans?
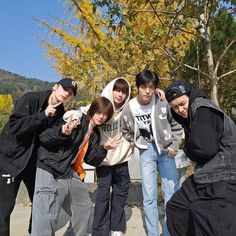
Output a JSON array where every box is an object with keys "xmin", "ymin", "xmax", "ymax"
[{"xmin": 139, "ymin": 142, "xmax": 178, "ymax": 236}]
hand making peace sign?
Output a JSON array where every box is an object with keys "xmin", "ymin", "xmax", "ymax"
[
  {"xmin": 62, "ymin": 115, "xmax": 81, "ymax": 135},
  {"xmin": 45, "ymin": 102, "xmax": 62, "ymax": 117}
]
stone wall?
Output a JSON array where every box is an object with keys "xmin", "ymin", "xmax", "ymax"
[
  {"xmin": 16, "ymin": 181, "xmax": 143, "ymax": 206},
  {"xmin": 17, "ymin": 148, "xmax": 143, "ymax": 205}
]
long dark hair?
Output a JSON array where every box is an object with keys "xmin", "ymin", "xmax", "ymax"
[{"xmin": 87, "ymin": 97, "xmax": 114, "ymax": 122}]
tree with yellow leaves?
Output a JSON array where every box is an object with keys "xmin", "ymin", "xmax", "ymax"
[
  {"xmin": 0, "ymin": 94, "xmax": 13, "ymax": 115},
  {"xmin": 38, "ymin": 0, "xmax": 196, "ymax": 100},
  {"xmin": 100, "ymin": 0, "xmax": 236, "ymax": 107},
  {"xmin": 0, "ymin": 94, "xmax": 13, "ymax": 131}
]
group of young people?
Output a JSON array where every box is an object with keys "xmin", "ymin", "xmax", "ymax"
[{"xmin": 0, "ymin": 70, "xmax": 235, "ymax": 236}]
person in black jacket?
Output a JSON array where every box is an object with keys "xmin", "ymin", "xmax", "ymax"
[
  {"xmin": 165, "ymin": 80, "xmax": 236, "ymax": 236},
  {"xmin": 0, "ymin": 78, "xmax": 77, "ymax": 236},
  {"xmin": 31, "ymin": 96, "xmax": 119, "ymax": 236}
]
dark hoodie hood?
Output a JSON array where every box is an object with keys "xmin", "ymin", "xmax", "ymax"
[{"xmin": 171, "ymin": 88, "xmax": 207, "ymax": 132}]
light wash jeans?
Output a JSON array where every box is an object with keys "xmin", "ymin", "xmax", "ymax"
[
  {"xmin": 139, "ymin": 142, "xmax": 178, "ymax": 236},
  {"xmin": 31, "ymin": 167, "xmax": 92, "ymax": 236}
]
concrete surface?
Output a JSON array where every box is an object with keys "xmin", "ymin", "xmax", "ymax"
[
  {"xmin": 11, "ymin": 203, "xmax": 165, "ymax": 236},
  {"xmin": 13, "ymin": 183, "xmax": 147, "ymax": 236},
  {"xmin": 13, "ymin": 153, "xmax": 166, "ymax": 236},
  {"xmin": 12, "ymin": 182, "xmax": 165, "ymax": 236}
]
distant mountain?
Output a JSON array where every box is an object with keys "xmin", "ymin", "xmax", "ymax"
[{"xmin": 0, "ymin": 69, "xmax": 54, "ymax": 95}]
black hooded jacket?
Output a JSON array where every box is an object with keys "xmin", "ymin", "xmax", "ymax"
[
  {"xmin": 0, "ymin": 90, "xmax": 65, "ymax": 178},
  {"xmin": 171, "ymin": 89, "xmax": 224, "ymax": 164},
  {"xmin": 37, "ymin": 114, "xmax": 108, "ymax": 178}
]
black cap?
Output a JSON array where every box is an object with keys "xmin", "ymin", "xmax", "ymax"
[
  {"xmin": 165, "ymin": 80, "xmax": 191, "ymax": 103},
  {"xmin": 58, "ymin": 78, "xmax": 77, "ymax": 96}
]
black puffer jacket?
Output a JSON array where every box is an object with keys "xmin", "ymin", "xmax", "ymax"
[
  {"xmin": 37, "ymin": 114, "xmax": 107, "ymax": 178},
  {"xmin": 0, "ymin": 90, "xmax": 65, "ymax": 178}
]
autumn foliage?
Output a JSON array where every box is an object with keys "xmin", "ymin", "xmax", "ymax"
[
  {"xmin": 0, "ymin": 94, "xmax": 13, "ymax": 115},
  {"xmin": 0, "ymin": 94, "xmax": 13, "ymax": 131},
  {"xmin": 38, "ymin": 0, "xmax": 196, "ymax": 101}
]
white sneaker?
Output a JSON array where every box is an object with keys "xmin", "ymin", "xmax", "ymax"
[{"xmin": 111, "ymin": 231, "xmax": 123, "ymax": 236}]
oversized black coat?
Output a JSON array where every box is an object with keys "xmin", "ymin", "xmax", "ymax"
[{"xmin": 0, "ymin": 90, "xmax": 65, "ymax": 177}]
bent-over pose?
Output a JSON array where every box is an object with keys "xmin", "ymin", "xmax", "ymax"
[{"xmin": 165, "ymin": 80, "xmax": 236, "ymax": 236}]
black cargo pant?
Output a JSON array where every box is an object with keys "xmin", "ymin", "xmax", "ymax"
[
  {"xmin": 0, "ymin": 163, "xmax": 36, "ymax": 236},
  {"xmin": 92, "ymin": 162, "xmax": 130, "ymax": 236},
  {"xmin": 166, "ymin": 175, "xmax": 236, "ymax": 236}
]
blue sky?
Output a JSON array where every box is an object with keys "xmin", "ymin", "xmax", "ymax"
[{"xmin": 0, "ymin": 0, "xmax": 66, "ymax": 82}]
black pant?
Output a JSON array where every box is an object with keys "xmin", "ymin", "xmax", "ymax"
[
  {"xmin": 0, "ymin": 163, "xmax": 36, "ymax": 236},
  {"xmin": 92, "ymin": 162, "xmax": 130, "ymax": 236},
  {"xmin": 166, "ymin": 175, "xmax": 236, "ymax": 236}
]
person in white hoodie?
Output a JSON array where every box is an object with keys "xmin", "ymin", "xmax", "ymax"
[{"xmin": 92, "ymin": 78, "xmax": 132, "ymax": 236}]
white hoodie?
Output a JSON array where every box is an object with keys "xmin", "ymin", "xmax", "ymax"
[
  {"xmin": 72, "ymin": 78, "xmax": 133, "ymax": 166},
  {"xmin": 99, "ymin": 77, "xmax": 133, "ymax": 165}
]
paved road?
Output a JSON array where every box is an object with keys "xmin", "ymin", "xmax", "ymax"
[{"xmin": 11, "ymin": 204, "xmax": 159, "ymax": 236}]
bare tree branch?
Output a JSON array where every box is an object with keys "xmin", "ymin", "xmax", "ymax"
[
  {"xmin": 149, "ymin": 1, "xmax": 164, "ymax": 26},
  {"xmin": 181, "ymin": 63, "xmax": 210, "ymax": 78},
  {"xmin": 214, "ymin": 39, "xmax": 236, "ymax": 74},
  {"xmin": 169, "ymin": 64, "xmax": 181, "ymax": 74},
  {"xmin": 164, "ymin": 0, "xmax": 196, "ymax": 41},
  {"xmin": 219, "ymin": 68, "xmax": 236, "ymax": 79},
  {"xmin": 160, "ymin": 47, "xmax": 210, "ymax": 78}
]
